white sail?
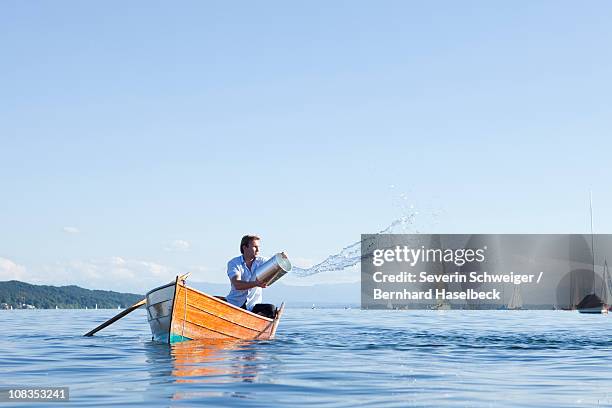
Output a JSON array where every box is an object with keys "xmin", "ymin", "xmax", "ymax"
[
  {"xmin": 508, "ymin": 285, "xmax": 523, "ymax": 310},
  {"xmin": 602, "ymin": 261, "xmax": 612, "ymax": 306}
]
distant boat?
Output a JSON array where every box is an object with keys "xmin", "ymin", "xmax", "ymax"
[
  {"xmin": 578, "ymin": 261, "xmax": 610, "ymax": 314},
  {"xmin": 507, "ymin": 285, "xmax": 523, "ymax": 310},
  {"xmin": 576, "ymin": 270, "xmax": 609, "ymax": 315},
  {"xmin": 432, "ymin": 302, "xmax": 452, "ymax": 310},
  {"xmin": 577, "ymin": 294, "xmax": 608, "ymax": 314},
  {"xmin": 432, "ymin": 302, "xmax": 451, "ymax": 310},
  {"xmin": 146, "ymin": 275, "xmax": 284, "ymax": 344},
  {"xmin": 577, "ymin": 194, "xmax": 608, "ymax": 314}
]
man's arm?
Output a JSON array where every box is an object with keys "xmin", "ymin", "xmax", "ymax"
[{"xmin": 231, "ymin": 275, "xmax": 267, "ymax": 290}]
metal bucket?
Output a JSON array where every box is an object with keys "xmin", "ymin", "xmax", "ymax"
[{"xmin": 255, "ymin": 253, "xmax": 292, "ymax": 286}]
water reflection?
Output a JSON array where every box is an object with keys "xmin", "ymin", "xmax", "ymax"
[
  {"xmin": 168, "ymin": 339, "xmax": 262, "ymax": 402},
  {"xmin": 171, "ymin": 339, "xmax": 259, "ymax": 383},
  {"xmin": 144, "ymin": 338, "xmax": 265, "ymax": 403}
]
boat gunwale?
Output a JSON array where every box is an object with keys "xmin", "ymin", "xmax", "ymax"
[
  {"xmin": 145, "ymin": 282, "xmax": 175, "ymax": 297},
  {"xmin": 176, "ymin": 280, "xmax": 275, "ymax": 322},
  {"xmin": 148, "ymin": 279, "xmax": 275, "ymax": 323}
]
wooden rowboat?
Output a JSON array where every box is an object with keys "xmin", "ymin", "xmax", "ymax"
[{"xmin": 145, "ymin": 275, "xmax": 284, "ymax": 343}]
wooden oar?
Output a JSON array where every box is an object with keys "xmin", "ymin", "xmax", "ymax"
[{"xmin": 83, "ymin": 298, "xmax": 146, "ymax": 337}]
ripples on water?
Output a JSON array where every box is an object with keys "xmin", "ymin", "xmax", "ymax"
[{"xmin": 1, "ymin": 309, "xmax": 611, "ymax": 407}]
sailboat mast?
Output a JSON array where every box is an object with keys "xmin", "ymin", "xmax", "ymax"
[{"xmin": 590, "ymin": 191, "xmax": 596, "ymax": 294}]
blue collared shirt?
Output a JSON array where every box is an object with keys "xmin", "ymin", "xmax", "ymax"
[{"xmin": 226, "ymin": 255, "xmax": 267, "ymax": 311}]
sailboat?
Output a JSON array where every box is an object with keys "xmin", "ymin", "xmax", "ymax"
[
  {"xmin": 577, "ymin": 294, "xmax": 608, "ymax": 314},
  {"xmin": 578, "ymin": 193, "xmax": 608, "ymax": 314},
  {"xmin": 507, "ymin": 285, "xmax": 523, "ymax": 310},
  {"xmin": 577, "ymin": 261, "xmax": 611, "ymax": 314}
]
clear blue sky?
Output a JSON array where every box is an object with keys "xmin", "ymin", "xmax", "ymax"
[{"xmin": 1, "ymin": 1, "xmax": 611, "ymax": 292}]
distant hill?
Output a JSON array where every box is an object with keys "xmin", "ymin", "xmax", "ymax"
[
  {"xmin": 0, "ymin": 281, "xmax": 143, "ymax": 309},
  {"xmin": 0, "ymin": 279, "xmax": 361, "ymax": 310}
]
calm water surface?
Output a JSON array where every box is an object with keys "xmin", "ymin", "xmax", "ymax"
[{"xmin": 1, "ymin": 309, "xmax": 611, "ymax": 407}]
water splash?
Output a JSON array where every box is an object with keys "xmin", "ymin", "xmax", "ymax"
[{"xmin": 291, "ymin": 215, "xmax": 416, "ymax": 277}]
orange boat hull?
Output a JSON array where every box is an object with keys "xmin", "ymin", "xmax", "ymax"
[{"xmin": 146, "ymin": 276, "xmax": 284, "ymax": 343}]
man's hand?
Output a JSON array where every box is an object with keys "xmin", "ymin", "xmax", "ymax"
[{"xmin": 256, "ymin": 278, "xmax": 268, "ymax": 288}]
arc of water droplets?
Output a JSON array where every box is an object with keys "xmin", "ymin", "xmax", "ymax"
[{"xmin": 291, "ymin": 215, "xmax": 416, "ymax": 277}]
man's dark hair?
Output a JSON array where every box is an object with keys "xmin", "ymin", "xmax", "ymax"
[{"xmin": 240, "ymin": 235, "xmax": 261, "ymax": 254}]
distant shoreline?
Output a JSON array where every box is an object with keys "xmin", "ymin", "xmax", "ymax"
[{"xmin": 0, "ymin": 280, "xmax": 143, "ymax": 310}]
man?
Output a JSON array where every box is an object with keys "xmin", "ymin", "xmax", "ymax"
[{"xmin": 226, "ymin": 234, "xmax": 276, "ymax": 318}]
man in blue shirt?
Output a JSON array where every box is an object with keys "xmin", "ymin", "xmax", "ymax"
[{"xmin": 226, "ymin": 234, "xmax": 276, "ymax": 318}]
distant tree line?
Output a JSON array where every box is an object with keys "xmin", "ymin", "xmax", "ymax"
[{"xmin": 0, "ymin": 280, "xmax": 143, "ymax": 309}]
